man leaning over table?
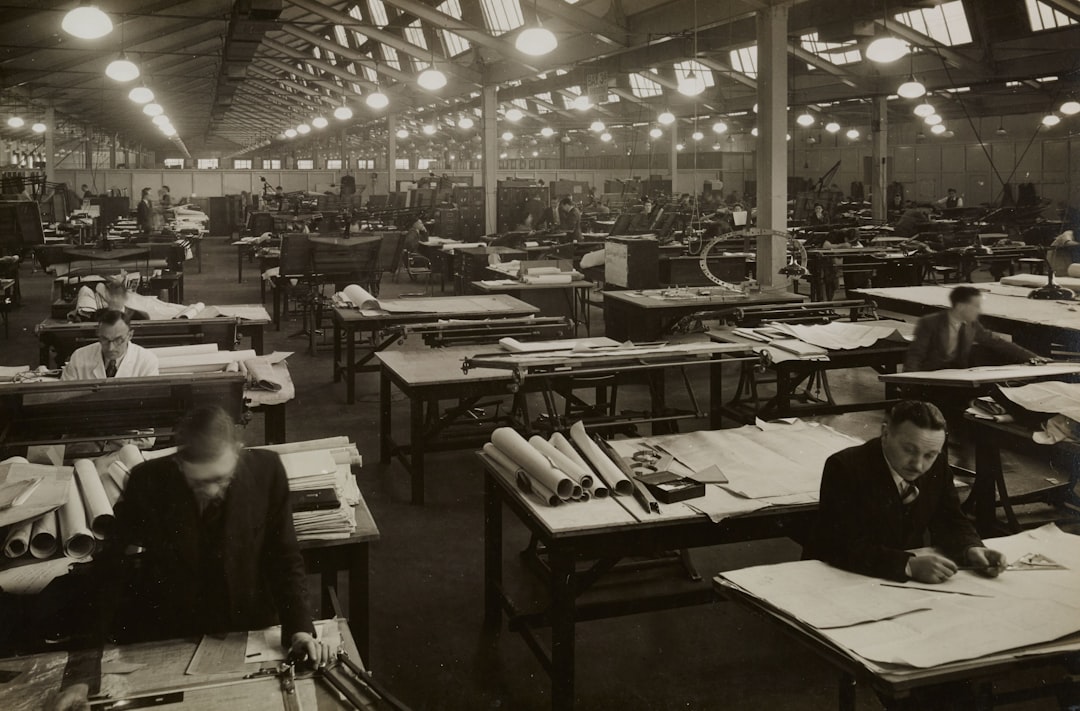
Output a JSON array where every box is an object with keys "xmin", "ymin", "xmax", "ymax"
[{"xmin": 804, "ymin": 400, "xmax": 1007, "ymax": 584}]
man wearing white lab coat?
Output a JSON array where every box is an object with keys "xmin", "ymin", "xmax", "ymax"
[{"xmin": 62, "ymin": 310, "xmax": 159, "ymax": 381}]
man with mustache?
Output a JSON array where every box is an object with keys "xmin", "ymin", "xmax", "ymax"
[{"xmin": 805, "ymin": 400, "xmax": 1006, "ymax": 584}]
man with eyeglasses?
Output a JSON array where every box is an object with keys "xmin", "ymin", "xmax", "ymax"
[
  {"xmin": 62, "ymin": 310, "xmax": 159, "ymax": 381},
  {"xmin": 804, "ymin": 400, "xmax": 1006, "ymax": 584}
]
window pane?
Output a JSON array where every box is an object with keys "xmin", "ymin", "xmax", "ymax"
[
  {"xmin": 1025, "ymin": 0, "xmax": 1076, "ymax": 30},
  {"xmin": 233, "ymin": 159, "xmax": 253, "ymax": 169},
  {"xmin": 479, "ymin": 0, "xmax": 524, "ymax": 34},
  {"xmin": 395, "ymin": 158, "xmax": 410, "ymax": 170},
  {"xmin": 297, "ymin": 159, "xmax": 314, "ymax": 170},
  {"xmin": 197, "ymin": 158, "xmax": 218, "ymax": 170},
  {"xmin": 895, "ymin": 0, "xmax": 972, "ymax": 46},
  {"xmin": 327, "ymin": 159, "xmax": 343, "ymax": 169},
  {"xmin": 629, "ymin": 72, "xmax": 663, "ymax": 98},
  {"xmin": 367, "ymin": 0, "xmax": 390, "ymax": 27},
  {"xmin": 674, "ymin": 59, "xmax": 715, "ymax": 87},
  {"xmin": 730, "ymin": 46, "xmax": 758, "ymax": 78},
  {"xmin": 404, "ymin": 20, "xmax": 428, "ymax": 50},
  {"xmin": 799, "ymin": 32, "xmax": 861, "ymax": 65}
]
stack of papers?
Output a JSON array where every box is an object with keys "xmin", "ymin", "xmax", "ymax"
[{"xmin": 275, "ymin": 446, "xmax": 361, "ymax": 541}]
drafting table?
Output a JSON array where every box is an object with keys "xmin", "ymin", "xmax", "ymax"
[
  {"xmin": 378, "ymin": 340, "xmax": 751, "ymax": 504},
  {"xmin": 36, "ymin": 317, "xmax": 243, "ymax": 367},
  {"xmin": 879, "ymin": 362, "xmax": 1080, "ymax": 388},
  {"xmin": 0, "ymin": 373, "xmax": 247, "ymax": 455},
  {"xmin": 480, "ymin": 422, "xmax": 856, "ymax": 711},
  {"xmin": 603, "ymin": 288, "xmax": 806, "ymax": 342},
  {"xmin": 709, "ymin": 320, "xmax": 913, "ymax": 421},
  {"xmin": 331, "ymin": 294, "xmax": 538, "ymax": 404},
  {"xmin": 856, "ymin": 283, "xmax": 1080, "ymax": 355},
  {"xmin": 968, "ymin": 417, "xmax": 1078, "ymax": 536},
  {"xmin": 470, "ymin": 279, "xmax": 594, "ymax": 335},
  {"xmin": 0, "ymin": 619, "xmax": 374, "ymax": 711},
  {"xmin": 713, "ymin": 530, "xmax": 1080, "ymax": 711}
]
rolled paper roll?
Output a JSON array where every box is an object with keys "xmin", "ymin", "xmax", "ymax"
[
  {"xmin": 0, "ymin": 456, "xmax": 29, "ymax": 465},
  {"xmin": 3, "ymin": 520, "xmax": 31, "ymax": 558},
  {"xmin": 514, "ymin": 471, "xmax": 560, "ymax": 507},
  {"xmin": 58, "ymin": 480, "xmax": 94, "ymax": 560},
  {"xmin": 74, "ymin": 459, "xmax": 114, "ymax": 539},
  {"xmin": 29, "ymin": 512, "xmax": 58, "ymax": 560},
  {"xmin": 578, "ymin": 489, "xmax": 591, "ymax": 502},
  {"xmin": 570, "ymin": 482, "xmax": 583, "ymax": 499},
  {"xmin": 529, "ymin": 436, "xmax": 594, "ymax": 490},
  {"xmin": 569, "ymin": 421, "xmax": 634, "ymax": 496},
  {"xmin": 550, "ymin": 433, "xmax": 590, "ymax": 471},
  {"xmin": 107, "ymin": 444, "xmax": 145, "ymax": 492},
  {"xmin": 483, "ymin": 443, "xmax": 524, "ymax": 477},
  {"xmin": 343, "ymin": 284, "xmax": 379, "ymax": 310},
  {"xmin": 491, "ymin": 428, "xmax": 574, "ymax": 500},
  {"xmin": 101, "ymin": 475, "xmax": 122, "ymax": 508},
  {"xmin": 587, "ymin": 483, "xmax": 609, "ymax": 499}
]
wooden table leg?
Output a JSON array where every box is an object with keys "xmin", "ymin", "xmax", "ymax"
[
  {"xmin": 972, "ymin": 432, "xmax": 1003, "ymax": 536},
  {"xmin": 237, "ymin": 246, "xmax": 243, "ymax": 284},
  {"xmin": 380, "ymin": 368, "xmax": 392, "ymax": 465},
  {"xmin": 409, "ymin": 397, "xmax": 425, "ymax": 505},
  {"xmin": 549, "ymin": 548, "xmax": 576, "ymax": 711},
  {"xmin": 709, "ymin": 358, "xmax": 724, "ymax": 429},
  {"xmin": 345, "ymin": 323, "xmax": 356, "ymax": 405},
  {"xmin": 333, "ymin": 318, "xmax": 342, "ymax": 384},
  {"xmin": 483, "ymin": 473, "xmax": 503, "ymax": 631},
  {"xmin": 838, "ymin": 673, "xmax": 857, "ymax": 711},
  {"xmin": 351, "ymin": 543, "xmax": 370, "ymax": 663},
  {"xmin": 264, "ymin": 404, "xmax": 286, "ymax": 444}
]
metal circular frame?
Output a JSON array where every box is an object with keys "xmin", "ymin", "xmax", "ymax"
[{"xmin": 697, "ymin": 227, "xmax": 807, "ymax": 287}]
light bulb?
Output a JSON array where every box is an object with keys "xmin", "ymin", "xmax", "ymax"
[
  {"xmin": 677, "ymin": 71, "xmax": 706, "ymax": 97},
  {"xmin": 152, "ymin": 115, "xmax": 171, "ymax": 127},
  {"xmin": 572, "ymin": 95, "xmax": 591, "ymax": 111},
  {"xmin": 142, "ymin": 103, "xmax": 163, "ymax": 117},
  {"xmin": 31, "ymin": 122, "xmax": 46, "ymax": 134},
  {"xmin": 590, "ymin": 121, "xmax": 605, "ymax": 133},
  {"xmin": 825, "ymin": 122, "xmax": 841, "ymax": 133},
  {"xmin": 787, "ymin": 133, "xmax": 792, "ymax": 141},
  {"xmin": 1060, "ymin": 101, "xmax": 1080, "ymax": 116},
  {"xmin": 750, "ymin": 127, "xmax": 758, "ymax": 137},
  {"xmin": 7, "ymin": 117, "xmax": 24, "ymax": 128},
  {"xmin": 422, "ymin": 124, "xmax": 436, "ymax": 135},
  {"xmin": 285, "ymin": 128, "xmax": 298, "ymax": 138},
  {"xmin": 924, "ymin": 114, "xmax": 942, "ymax": 126},
  {"xmin": 501, "ymin": 131, "xmax": 514, "ymax": 141},
  {"xmin": 418, "ymin": 68, "xmax": 447, "ymax": 91},
  {"xmin": 691, "ymin": 130, "xmax": 704, "ymax": 141},
  {"xmin": 865, "ymin": 36, "xmax": 908, "ymax": 63},
  {"xmin": 1043, "ymin": 114, "xmax": 1061, "ymax": 127},
  {"xmin": 658, "ymin": 111, "xmax": 675, "ymax": 125},
  {"xmin": 312, "ymin": 117, "xmax": 328, "ymax": 129},
  {"xmin": 600, "ymin": 132, "xmax": 612, "ymax": 142},
  {"xmin": 675, "ymin": 143, "xmax": 684, "ymax": 151},
  {"xmin": 365, "ymin": 91, "xmax": 389, "ymax": 109},
  {"xmin": 128, "ymin": 86, "xmax": 154, "ymax": 104},
  {"xmin": 105, "ymin": 57, "xmax": 139, "ymax": 82},
  {"xmin": 296, "ymin": 123, "xmax": 311, "ymax": 134},
  {"xmin": 712, "ymin": 121, "xmax": 727, "ymax": 134},
  {"xmin": 897, "ymin": 79, "xmax": 926, "ymax": 99},
  {"xmin": 846, "ymin": 128, "xmax": 860, "ymax": 139},
  {"xmin": 712, "ymin": 143, "xmax": 722, "ymax": 151},
  {"xmin": 161, "ymin": 125, "xmax": 177, "ymax": 137},
  {"xmin": 62, "ymin": 5, "xmax": 113, "ymax": 39},
  {"xmin": 333, "ymin": 106, "xmax": 353, "ymax": 120},
  {"xmin": 505, "ymin": 108, "xmax": 524, "ymax": 122},
  {"xmin": 515, "ymin": 26, "xmax": 557, "ymax": 56},
  {"xmin": 796, "ymin": 113, "xmax": 814, "ymax": 127},
  {"xmin": 396, "ymin": 128, "xmax": 409, "ymax": 139},
  {"xmin": 499, "ymin": 152, "xmax": 508, "ymax": 159},
  {"xmin": 540, "ymin": 127, "xmax": 554, "ymax": 137},
  {"xmin": 930, "ymin": 124, "xmax": 946, "ymax": 135},
  {"xmin": 913, "ymin": 102, "xmax": 935, "ymax": 117},
  {"xmin": 458, "ymin": 117, "xmax": 475, "ymax": 129},
  {"xmin": 649, "ymin": 127, "xmax": 662, "ymax": 139}
]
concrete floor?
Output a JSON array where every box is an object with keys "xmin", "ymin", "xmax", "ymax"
[{"xmin": 1, "ymin": 238, "xmax": 1069, "ymax": 710}]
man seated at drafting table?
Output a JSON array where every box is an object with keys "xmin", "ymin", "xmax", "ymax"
[
  {"xmin": 903, "ymin": 285, "xmax": 1047, "ymax": 374},
  {"xmin": 804, "ymin": 400, "xmax": 1006, "ymax": 584},
  {"xmin": 49, "ymin": 407, "xmax": 332, "ymax": 711}
]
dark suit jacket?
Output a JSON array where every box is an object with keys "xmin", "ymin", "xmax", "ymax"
[
  {"xmin": 104, "ymin": 449, "xmax": 314, "ymax": 645},
  {"xmin": 903, "ymin": 310, "xmax": 1037, "ymax": 372},
  {"xmin": 136, "ymin": 199, "xmax": 152, "ymax": 230},
  {"xmin": 803, "ymin": 438, "xmax": 982, "ymax": 581}
]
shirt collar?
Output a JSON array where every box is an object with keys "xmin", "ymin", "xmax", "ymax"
[{"xmin": 882, "ymin": 443, "xmax": 911, "ymax": 494}]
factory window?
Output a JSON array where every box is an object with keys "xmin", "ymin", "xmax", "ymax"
[
  {"xmin": 729, "ymin": 46, "xmax": 758, "ymax": 79},
  {"xmin": 895, "ymin": 1, "xmax": 973, "ymax": 45},
  {"xmin": 262, "ymin": 159, "xmax": 282, "ymax": 170},
  {"xmin": 799, "ymin": 33, "xmax": 861, "ymax": 65},
  {"xmin": 196, "ymin": 158, "xmax": 219, "ymax": 170},
  {"xmin": 1025, "ymin": 0, "xmax": 1077, "ymax": 30},
  {"xmin": 233, "ymin": 159, "xmax": 253, "ymax": 169},
  {"xmin": 327, "ymin": 159, "xmax": 343, "ymax": 169},
  {"xmin": 479, "ymin": 0, "xmax": 524, "ymax": 35},
  {"xmin": 438, "ymin": 0, "xmax": 471, "ymax": 56},
  {"xmin": 629, "ymin": 73, "xmax": 663, "ymax": 98},
  {"xmin": 296, "ymin": 159, "xmax": 315, "ymax": 170}
]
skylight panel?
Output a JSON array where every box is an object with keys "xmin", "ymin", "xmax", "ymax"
[
  {"xmin": 479, "ymin": 0, "xmax": 524, "ymax": 34},
  {"xmin": 629, "ymin": 72, "xmax": 663, "ymax": 98},
  {"xmin": 1025, "ymin": 0, "xmax": 1077, "ymax": 30},
  {"xmin": 381, "ymin": 45, "xmax": 400, "ymax": 70},
  {"xmin": 729, "ymin": 46, "xmax": 757, "ymax": 78},
  {"xmin": 511, "ymin": 98, "xmax": 528, "ymax": 110},
  {"xmin": 347, "ymin": 7, "xmax": 369, "ymax": 46},
  {"xmin": 535, "ymin": 92, "xmax": 554, "ymax": 112},
  {"xmin": 362, "ymin": 64, "xmax": 377, "ymax": 82},
  {"xmin": 334, "ymin": 24, "xmax": 350, "ymax": 48},
  {"xmin": 607, "ymin": 93, "xmax": 620, "ymax": 103},
  {"xmin": 404, "ymin": 20, "xmax": 428, "ymax": 49},
  {"xmin": 367, "ymin": 0, "xmax": 391, "ymax": 28},
  {"xmin": 674, "ymin": 59, "xmax": 715, "ymax": 88},
  {"xmin": 799, "ymin": 32, "xmax": 861, "ymax": 65},
  {"xmin": 562, "ymin": 85, "xmax": 581, "ymax": 110},
  {"xmin": 437, "ymin": 0, "xmax": 472, "ymax": 56},
  {"xmin": 895, "ymin": 0, "xmax": 972, "ymax": 46}
]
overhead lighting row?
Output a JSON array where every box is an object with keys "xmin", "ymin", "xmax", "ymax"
[{"xmin": 5, "ymin": 116, "xmax": 48, "ymax": 134}]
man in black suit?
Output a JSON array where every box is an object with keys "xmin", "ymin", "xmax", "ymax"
[
  {"xmin": 49, "ymin": 407, "xmax": 331, "ymax": 711},
  {"xmin": 804, "ymin": 400, "xmax": 1006, "ymax": 583},
  {"xmin": 903, "ymin": 285, "xmax": 1045, "ymax": 373}
]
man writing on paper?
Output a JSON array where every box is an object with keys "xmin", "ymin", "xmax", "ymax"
[
  {"xmin": 48, "ymin": 408, "xmax": 331, "ymax": 711},
  {"xmin": 805, "ymin": 400, "xmax": 1006, "ymax": 584},
  {"xmin": 904, "ymin": 286, "xmax": 1047, "ymax": 373},
  {"xmin": 62, "ymin": 310, "xmax": 158, "ymax": 381}
]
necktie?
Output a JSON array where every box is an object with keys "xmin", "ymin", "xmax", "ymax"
[
  {"xmin": 956, "ymin": 323, "xmax": 968, "ymax": 365},
  {"xmin": 105, "ymin": 360, "xmax": 118, "ymax": 378},
  {"xmin": 899, "ymin": 482, "xmax": 919, "ymax": 506}
]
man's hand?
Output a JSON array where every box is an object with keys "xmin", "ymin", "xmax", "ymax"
[
  {"xmin": 906, "ymin": 554, "xmax": 958, "ymax": 584},
  {"xmin": 966, "ymin": 547, "xmax": 1007, "ymax": 577},
  {"xmin": 45, "ymin": 683, "xmax": 89, "ymax": 711},
  {"xmin": 289, "ymin": 632, "xmax": 333, "ymax": 669},
  {"xmin": 1028, "ymin": 356, "xmax": 1051, "ymax": 365}
]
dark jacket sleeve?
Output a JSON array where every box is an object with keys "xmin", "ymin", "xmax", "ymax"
[
  {"xmin": 972, "ymin": 321, "xmax": 1038, "ymax": 363},
  {"xmin": 259, "ymin": 452, "xmax": 315, "ymax": 647},
  {"xmin": 810, "ymin": 452, "xmax": 913, "ymax": 582},
  {"xmin": 926, "ymin": 460, "xmax": 983, "ymax": 561},
  {"xmin": 903, "ymin": 315, "xmax": 933, "ymax": 372}
]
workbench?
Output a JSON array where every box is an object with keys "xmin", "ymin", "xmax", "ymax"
[
  {"xmin": 330, "ymin": 295, "xmax": 539, "ymax": 404},
  {"xmin": 603, "ymin": 287, "xmax": 806, "ymax": 342},
  {"xmin": 471, "ymin": 278, "xmax": 594, "ymax": 335}
]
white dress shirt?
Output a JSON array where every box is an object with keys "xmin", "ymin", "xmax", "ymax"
[{"xmin": 61, "ymin": 342, "xmax": 159, "ymax": 381}]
